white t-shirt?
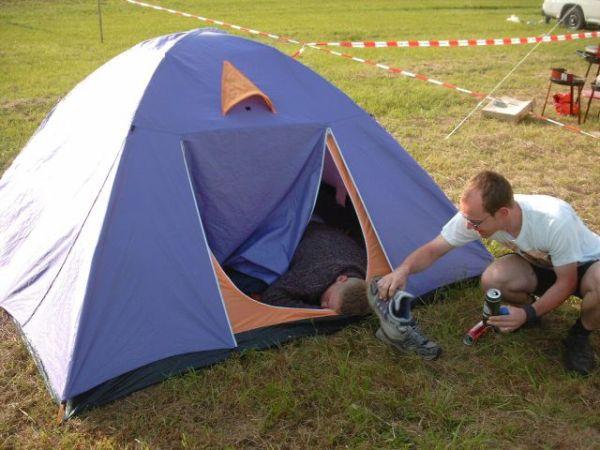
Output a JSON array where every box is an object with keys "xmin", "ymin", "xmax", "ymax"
[{"xmin": 441, "ymin": 194, "xmax": 600, "ymax": 268}]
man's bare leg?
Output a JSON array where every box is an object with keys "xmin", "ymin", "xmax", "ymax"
[
  {"xmin": 480, "ymin": 254, "xmax": 537, "ymax": 305},
  {"xmin": 579, "ymin": 261, "xmax": 600, "ymax": 331}
]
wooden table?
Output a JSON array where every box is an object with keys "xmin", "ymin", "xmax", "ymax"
[{"xmin": 541, "ymin": 75, "xmax": 585, "ymax": 124}]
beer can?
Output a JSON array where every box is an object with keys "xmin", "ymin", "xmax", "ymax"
[{"xmin": 482, "ymin": 288, "xmax": 502, "ymax": 323}]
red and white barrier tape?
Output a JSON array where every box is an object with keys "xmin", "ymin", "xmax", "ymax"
[
  {"xmin": 306, "ymin": 32, "xmax": 600, "ymax": 49},
  {"xmin": 124, "ymin": 1, "xmax": 483, "ymax": 97},
  {"xmin": 309, "ymin": 46, "xmax": 486, "ymax": 99},
  {"xmin": 125, "ymin": 0, "xmax": 301, "ymax": 45},
  {"xmin": 125, "ymin": 0, "xmax": 598, "ymax": 140},
  {"xmin": 529, "ymin": 111, "xmax": 599, "ymax": 139}
]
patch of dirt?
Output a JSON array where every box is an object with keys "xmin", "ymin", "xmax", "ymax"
[{"xmin": 1, "ymin": 97, "xmax": 58, "ymax": 111}]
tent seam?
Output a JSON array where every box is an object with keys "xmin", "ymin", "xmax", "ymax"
[
  {"xmin": 325, "ymin": 129, "xmax": 394, "ymax": 271},
  {"xmin": 181, "ymin": 142, "xmax": 238, "ymax": 347},
  {"xmin": 20, "ymin": 141, "xmax": 128, "ymax": 330}
]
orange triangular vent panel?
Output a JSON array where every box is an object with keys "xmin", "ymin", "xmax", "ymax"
[{"xmin": 221, "ymin": 61, "xmax": 276, "ymax": 115}]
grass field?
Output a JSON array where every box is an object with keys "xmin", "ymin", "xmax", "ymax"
[{"xmin": 1, "ymin": 0, "xmax": 599, "ymax": 448}]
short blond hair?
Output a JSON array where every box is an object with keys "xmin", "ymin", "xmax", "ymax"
[
  {"xmin": 462, "ymin": 170, "xmax": 514, "ymax": 214},
  {"xmin": 339, "ymin": 278, "xmax": 370, "ymax": 316}
]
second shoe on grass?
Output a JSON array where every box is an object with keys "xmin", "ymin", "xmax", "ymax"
[{"xmin": 368, "ymin": 279, "xmax": 442, "ymax": 360}]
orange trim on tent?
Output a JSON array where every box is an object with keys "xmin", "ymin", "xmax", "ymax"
[
  {"xmin": 221, "ymin": 61, "xmax": 276, "ymax": 115},
  {"xmin": 214, "ymin": 132, "xmax": 391, "ymax": 334},
  {"xmin": 213, "ymin": 256, "xmax": 336, "ymax": 334},
  {"xmin": 325, "ymin": 134, "xmax": 391, "ymax": 279}
]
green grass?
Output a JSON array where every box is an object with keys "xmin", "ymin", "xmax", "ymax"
[{"xmin": 1, "ymin": 0, "xmax": 599, "ymax": 448}]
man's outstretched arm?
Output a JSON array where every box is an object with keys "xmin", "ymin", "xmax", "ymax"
[{"xmin": 376, "ymin": 235, "xmax": 454, "ymax": 299}]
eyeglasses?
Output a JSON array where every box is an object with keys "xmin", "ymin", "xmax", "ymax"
[{"xmin": 463, "ymin": 214, "xmax": 490, "ymax": 230}]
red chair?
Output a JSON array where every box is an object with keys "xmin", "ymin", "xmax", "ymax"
[{"xmin": 541, "ymin": 70, "xmax": 585, "ymax": 124}]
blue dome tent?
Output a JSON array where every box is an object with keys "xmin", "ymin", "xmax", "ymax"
[{"xmin": 0, "ymin": 29, "xmax": 491, "ymax": 418}]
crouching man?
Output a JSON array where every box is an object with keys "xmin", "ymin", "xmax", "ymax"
[{"xmin": 374, "ymin": 170, "xmax": 600, "ymax": 375}]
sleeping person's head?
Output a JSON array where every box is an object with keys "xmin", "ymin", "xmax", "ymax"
[{"xmin": 320, "ymin": 275, "xmax": 369, "ymax": 315}]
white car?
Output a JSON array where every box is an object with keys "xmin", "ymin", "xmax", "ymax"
[{"xmin": 542, "ymin": 0, "xmax": 600, "ymax": 29}]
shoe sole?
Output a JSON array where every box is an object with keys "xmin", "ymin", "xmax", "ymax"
[
  {"xmin": 375, "ymin": 328, "xmax": 441, "ymax": 361},
  {"xmin": 368, "ymin": 280, "xmax": 407, "ymax": 342}
]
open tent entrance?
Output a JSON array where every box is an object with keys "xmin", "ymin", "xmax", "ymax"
[{"xmin": 182, "ymin": 126, "xmax": 391, "ymax": 334}]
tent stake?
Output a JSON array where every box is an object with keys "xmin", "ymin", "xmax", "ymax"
[
  {"xmin": 97, "ymin": 0, "xmax": 104, "ymax": 44},
  {"xmin": 56, "ymin": 402, "xmax": 66, "ymax": 423}
]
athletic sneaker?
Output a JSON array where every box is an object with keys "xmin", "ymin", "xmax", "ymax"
[
  {"xmin": 563, "ymin": 333, "xmax": 597, "ymax": 376},
  {"xmin": 368, "ymin": 279, "xmax": 442, "ymax": 360}
]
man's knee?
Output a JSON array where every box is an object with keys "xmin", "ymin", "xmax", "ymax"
[
  {"xmin": 480, "ymin": 258, "xmax": 517, "ymax": 290},
  {"xmin": 480, "ymin": 255, "xmax": 536, "ymax": 294},
  {"xmin": 481, "ymin": 264, "xmax": 506, "ymax": 291}
]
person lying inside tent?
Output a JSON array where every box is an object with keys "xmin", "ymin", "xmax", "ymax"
[
  {"xmin": 224, "ymin": 183, "xmax": 369, "ymax": 314},
  {"xmin": 260, "ymin": 221, "xmax": 369, "ymax": 314}
]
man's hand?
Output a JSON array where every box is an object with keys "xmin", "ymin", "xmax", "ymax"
[
  {"xmin": 487, "ymin": 305, "xmax": 526, "ymax": 332},
  {"xmin": 376, "ymin": 235, "xmax": 454, "ymax": 300},
  {"xmin": 376, "ymin": 269, "xmax": 408, "ymax": 300}
]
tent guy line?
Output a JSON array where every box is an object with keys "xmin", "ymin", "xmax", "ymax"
[
  {"xmin": 124, "ymin": 0, "xmax": 599, "ymax": 140},
  {"xmin": 445, "ymin": 5, "xmax": 577, "ymax": 139},
  {"xmin": 299, "ymin": 45, "xmax": 599, "ymax": 139}
]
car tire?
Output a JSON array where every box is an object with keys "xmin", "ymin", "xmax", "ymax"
[{"xmin": 562, "ymin": 7, "xmax": 585, "ymax": 29}]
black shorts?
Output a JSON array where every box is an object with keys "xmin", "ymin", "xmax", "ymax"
[{"xmin": 532, "ymin": 260, "xmax": 598, "ymax": 298}]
